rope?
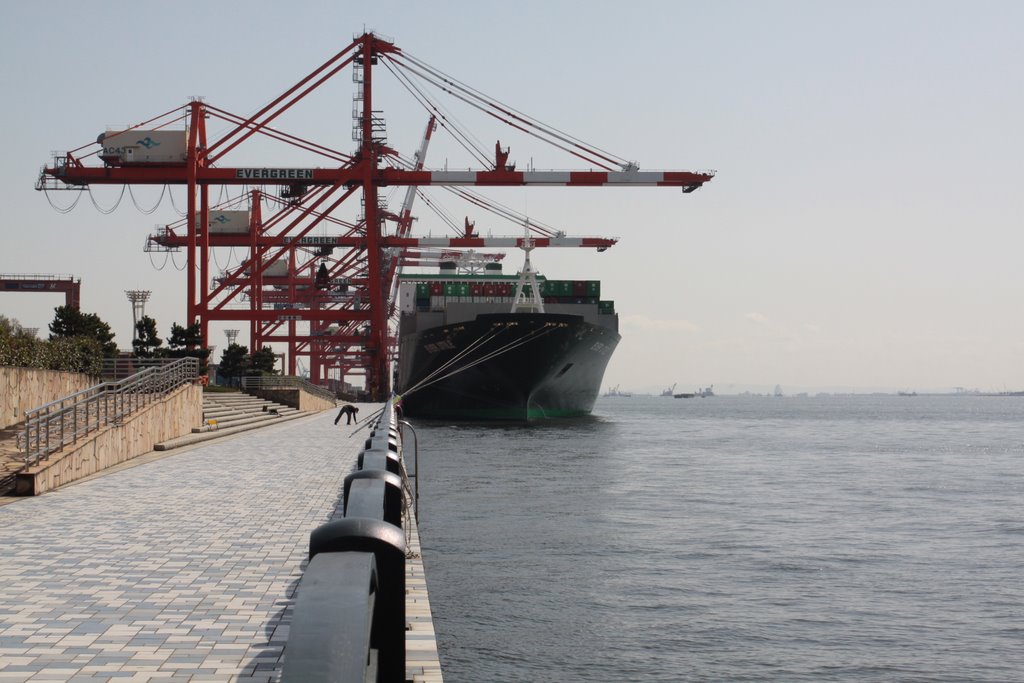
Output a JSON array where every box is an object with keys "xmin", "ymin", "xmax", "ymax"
[
  {"xmin": 87, "ymin": 185, "xmax": 126, "ymax": 214},
  {"xmin": 393, "ymin": 50, "xmax": 629, "ymax": 170},
  {"xmin": 128, "ymin": 184, "xmax": 167, "ymax": 214},
  {"xmin": 42, "ymin": 185, "xmax": 83, "ymax": 214},
  {"xmin": 169, "ymin": 250, "xmax": 186, "ymax": 271},
  {"xmin": 382, "ymin": 59, "xmax": 492, "ymax": 167},
  {"xmin": 411, "ymin": 325, "xmax": 556, "ymax": 395},
  {"xmin": 148, "ymin": 250, "xmax": 170, "ymax": 271},
  {"xmin": 400, "ymin": 323, "xmax": 558, "ymax": 400},
  {"xmin": 167, "ymin": 186, "xmax": 187, "ymax": 217},
  {"xmin": 401, "ymin": 325, "xmax": 506, "ymax": 397}
]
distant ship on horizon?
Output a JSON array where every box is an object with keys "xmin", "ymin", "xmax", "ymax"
[
  {"xmin": 675, "ymin": 385, "xmax": 714, "ymax": 399},
  {"xmin": 605, "ymin": 384, "xmax": 633, "ymax": 398}
]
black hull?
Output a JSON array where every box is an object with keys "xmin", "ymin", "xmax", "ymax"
[{"xmin": 396, "ymin": 313, "xmax": 619, "ymax": 420}]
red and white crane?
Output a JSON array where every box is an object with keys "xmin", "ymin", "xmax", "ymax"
[{"xmin": 37, "ymin": 32, "xmax": 713, "ymax": 400}]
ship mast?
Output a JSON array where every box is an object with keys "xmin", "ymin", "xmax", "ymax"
[{"xmin": 510, "ymin": 222, "xmax": 545, "ymax": 314}]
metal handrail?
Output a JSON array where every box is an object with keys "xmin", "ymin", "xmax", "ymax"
[
  {"xmin": 240, "ymin": 375, "xmax": 337, "ymax": 403},
  {"xmin": 101, "ymin": 356, "xmax": 183, "ymax": 381},
  {"xmin": 21, "ymin": 357, "xmax": 200, "ymax": 466}
]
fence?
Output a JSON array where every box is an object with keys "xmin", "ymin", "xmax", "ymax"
[
  {"xmin": 21, "ymin": 357, "xmax": 200, "ymax": 466},
  {"xmin": 240, "ymin": 374, "xmax": 338, "ymax": 404},
  {"xmin": 280, "ymin": 402, "xmax": 411, "ymax": 682},
  {"xmin": 101, "ymin": 356, "xmax": 196, "ymax": 381}
]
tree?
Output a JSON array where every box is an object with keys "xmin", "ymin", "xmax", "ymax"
[
  {"xmin": 165, "ymin": 321, "xmax": 211, "ymax": 374},
  {"xmin": 249, "ymin": 346, "xmax": 279, "ymax": 375},
  {"xmin": 218, "ymin": 343, "xmax": 248, "ymax": 386},
  {"xmin": 167, "ymin": 322, "xmax": 202, "ymax": 351},
  {"xmin": 132, "ymin": 316, "xmax": 163, "ymax": 358},
  {"xmin": 48, "ymin": 306, "xmax": 118, "ymax": 358},
  {"xmin": 0, "ymin": 315, "xmax": 21, "ymax": 336}
]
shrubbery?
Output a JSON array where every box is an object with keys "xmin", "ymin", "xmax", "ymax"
[{"xmin": 0, "ymin": 317, "xmax": 104, "ymax": 375}]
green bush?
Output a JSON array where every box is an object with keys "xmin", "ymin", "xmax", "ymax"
[{"xmin": 0, "ymin": 323, "xmax": 103, "ymax": 376}]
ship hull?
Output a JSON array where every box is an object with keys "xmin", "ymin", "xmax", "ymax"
[{"xmin": 396, "ymin": 312, "xmax": 619, "ymax": 420}]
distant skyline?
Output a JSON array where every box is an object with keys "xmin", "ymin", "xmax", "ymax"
[{"xmin": 2, "ymin": 1, "xmax": 1022, "ymax": 394}]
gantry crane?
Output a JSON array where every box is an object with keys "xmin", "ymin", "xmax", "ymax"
[{"xmin": 37, "ymin": 32, "xmax": 713, "ymax": 400}]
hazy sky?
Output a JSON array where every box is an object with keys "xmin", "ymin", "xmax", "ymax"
[{"xmin": 1, "ymin": 1, "xmax": 1022, "ymax": 394}]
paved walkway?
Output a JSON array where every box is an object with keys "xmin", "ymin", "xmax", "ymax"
[{"xmin": 0, "ymin": 404, "xmax": 410, "ymax": 682}]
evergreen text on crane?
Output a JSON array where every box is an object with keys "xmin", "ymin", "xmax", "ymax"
[{"xmin": 235, "ymin": 168, "xmax": 314, "ymax": 180}]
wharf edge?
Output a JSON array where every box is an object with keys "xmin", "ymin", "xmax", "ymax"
[{"xmin": 0, "ymin": 406, "xmax": 442, "ymax": 682}]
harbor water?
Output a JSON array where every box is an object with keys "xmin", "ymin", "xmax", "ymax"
[{"xmin": 413, "ymin": 394, "xmax": 1024, "ymax": 682}]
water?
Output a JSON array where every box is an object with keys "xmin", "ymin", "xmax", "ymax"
[{"xmin": 413, "ymin": 395, "xmax": 1024, "ymax": 682}]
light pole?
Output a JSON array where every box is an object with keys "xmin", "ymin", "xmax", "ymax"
[{"xmin": 125, "ymin": 290, "xmax": 152, "ymax": 342}]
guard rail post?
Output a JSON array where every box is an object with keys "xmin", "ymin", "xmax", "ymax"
[{"xmin": 281, "ymin": 403, "xmax": 407, "ymax": 683}]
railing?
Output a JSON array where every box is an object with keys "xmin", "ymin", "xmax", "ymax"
[
  {"xmin": 240, "ymin": 375, "xmax": 338, "ymax": 404},
  {"xmin": 281, "ymin": 403, "xmax": 408, "ymax": 683},
  {"xmin": 21, "ymin": 357, "xmax": 200, "ymax": 466},
  {"xmin": 101, "ymin": 356, "xmax": 184, "ymax": 381}
]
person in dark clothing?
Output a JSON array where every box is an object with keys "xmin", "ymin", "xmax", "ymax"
[{"xmin": 334, "ymin": 404, "xmax": 359, "ymax": 425}]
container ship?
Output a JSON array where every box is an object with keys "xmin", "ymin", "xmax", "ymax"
[{"xmin": 395, "ymin": 258, "xmax": 619, "ymax": 421}]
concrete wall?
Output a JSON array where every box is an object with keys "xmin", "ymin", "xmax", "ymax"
[
  {"xmin": 248, "ymin": 388, "xmax": 336, "ymax": 413},
  {"xmin": 1, "ymin": 367, "xmax": 95, "ymax": 431},
  {"xmin": 16, "ymin": 384, "xmax": 203, "ymax": 495}
]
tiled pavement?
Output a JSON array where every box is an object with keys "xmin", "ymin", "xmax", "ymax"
[{"xmin": 0, "ymin": 404, "xmax": 440, "ymax": 682}]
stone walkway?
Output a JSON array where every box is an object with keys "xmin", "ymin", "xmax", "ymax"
[{"xmin": 0, "ymin": 403, "xmax": 436, "ymax": 682}]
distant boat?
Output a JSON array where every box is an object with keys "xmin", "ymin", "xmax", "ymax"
[
  {"xmin": 675, "ymin": 384, "xmax": 713, "ymax": 399},
  {"xmin": 604, "ymin": 384, "xmax": 633, "ymax": 398},
  {"xmin": 661, "ymin": 383, "xmax": 676, "ymax": 397}
]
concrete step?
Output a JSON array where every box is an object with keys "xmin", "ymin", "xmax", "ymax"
[
  {"xmin": 155, "ymin": 410, "xmax": 311, "ymax": 451},
  {"xmin": 193, "ymin": 410, "xmax": 300, "ymax": 433}
]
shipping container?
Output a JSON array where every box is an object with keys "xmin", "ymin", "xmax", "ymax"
[
  {"xmin": 243, "ymin": 259, "xmax": 289, "ymax": 277},
  {"xmin": 99, "ymin": 129, "xmax": 187, "ymax": 165},
  {"xmin": 587, "ymin": 281, "xmax": 601, "ymax": 297},
  {"xmin": 416, "ymin": 283, "xmax": 431, "ymax": 298},
  {"xmin": 572, "ymin": 280, "xmax": 587, "ymax": 296},
  {"xmin": 599, "ymin": 300, "xmax": 615, "ymax": 314},
  {"xmin": 430, "ymin": 282, "xmax": 443, "ymax": 296},
  {"xmin": 399, "ymin": 282, "xmax": 417, "ymax": 314},
  {"xmin": 201, "ymin": 210, "xmax": 251, "ymax": 234}
]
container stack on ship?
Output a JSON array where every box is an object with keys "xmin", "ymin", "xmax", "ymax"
[{"xmin": 395, "ymin": 260, "xmax": 619, "ymax": 421}]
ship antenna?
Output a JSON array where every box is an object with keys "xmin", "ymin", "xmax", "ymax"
[{"xmin": 511, "ymin": 220, "xmax": 545, "ymax": 313}]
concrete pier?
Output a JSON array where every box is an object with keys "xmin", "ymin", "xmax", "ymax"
[{"xmin": 0, "ymin": 406, "xmax": 442, "ymax": 682}]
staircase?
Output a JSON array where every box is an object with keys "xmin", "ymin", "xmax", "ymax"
[
  {"xmin": 0, "ymin": 387, "xmax": 327, "ymax": 497},
  {"xmin": 153, "ymin": 391, "xmax": 319, "ymax": 451}
]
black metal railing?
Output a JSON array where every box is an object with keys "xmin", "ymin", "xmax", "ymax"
[{"xmin": 281, "ymin": 403, "xmax": 410, "ymax": 683}]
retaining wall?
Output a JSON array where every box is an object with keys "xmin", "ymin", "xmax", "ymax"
[
  {"xmin": 248, "ymin": 388, "xmax": 336, "ymax": 413},
  {"xmin": 1, "ymin": 367, "xmax": 94, "ymax": 431},
  {"xmin": 16, "ymin": 384, "xmax": 203, "ymax": 495}
]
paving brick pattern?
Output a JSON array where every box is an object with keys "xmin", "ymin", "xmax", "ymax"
[{"xmin": 0, "ymin": 408, "xmax": 378, "ymax": 682}]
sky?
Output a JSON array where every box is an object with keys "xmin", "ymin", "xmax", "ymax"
[{"xmin": 1, "ymin": 1, "xmax": 1022, "ymax": 395}]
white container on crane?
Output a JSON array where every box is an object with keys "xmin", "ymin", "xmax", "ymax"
[{"xmin": 98, "ymin": 129, "xmax": 187, "ymax": 165}]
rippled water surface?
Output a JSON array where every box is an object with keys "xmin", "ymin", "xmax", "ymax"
[{"xmin": 413, "ymin": 395, "xmax": 1024, "ymax": 682}]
